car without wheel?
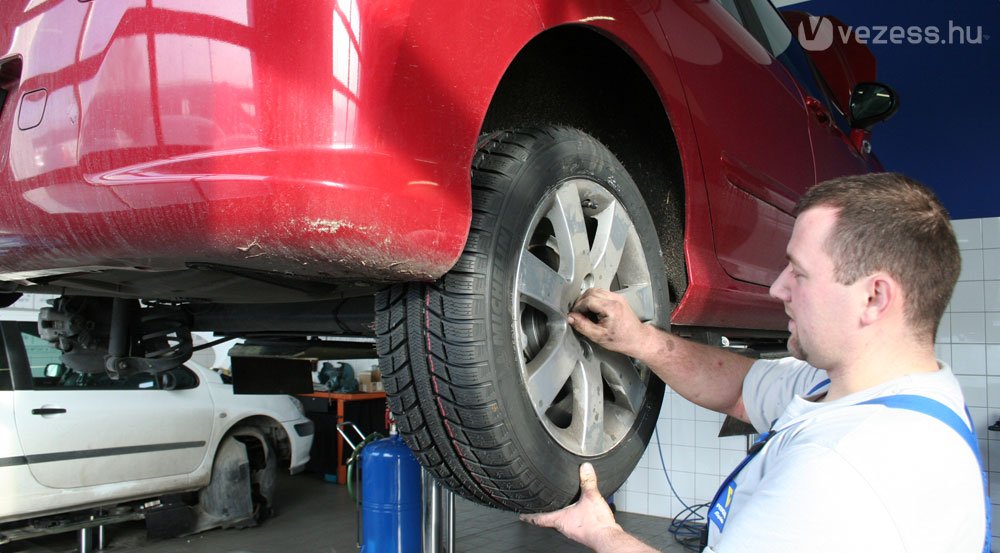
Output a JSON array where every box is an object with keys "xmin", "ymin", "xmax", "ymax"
[
  {"xmin": 0, "ymin": 320, "xmax": 313, "ymax": 542},
  {"xmin": 0, "ymin": 0, "xmax": 897, "ymax": 512}
]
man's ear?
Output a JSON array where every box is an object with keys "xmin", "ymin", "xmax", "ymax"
[{"xmin": 860, "ymin": 272, "xmax": 896, "ymax": 325}]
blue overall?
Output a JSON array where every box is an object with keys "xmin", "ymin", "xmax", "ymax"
[{"xmin": 706, "ymin": 380, "xmax": 990, "ymax": 552}]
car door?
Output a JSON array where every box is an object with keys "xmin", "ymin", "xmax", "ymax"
[
  {"xmin": 750, "ymin": 2, "xmax": 873, "ymax": 182},
  {"xmin": 3, "ymin": 321, "xmax": 215, "ymax": 489},
  {"xmin": 652, "ymin": 0, "xmax": 816, "ymax": 287},
  {"xmin": 0, "ymin": 338, "xmax": 20, "ymax": 483}
]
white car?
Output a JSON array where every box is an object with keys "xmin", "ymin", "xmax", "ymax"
[{"xmin": 0, "ymin": 320, "xmax": 313, "ymax": 541}]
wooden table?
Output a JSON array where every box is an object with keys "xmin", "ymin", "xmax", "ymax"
[{"xmin": 298, "ymin": 391, "xmax": 387, "ymax": 484}]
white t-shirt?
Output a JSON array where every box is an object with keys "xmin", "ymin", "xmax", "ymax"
[{"xmin": 704, "ymin": 357, "xmax": 985, "ymax": 553}]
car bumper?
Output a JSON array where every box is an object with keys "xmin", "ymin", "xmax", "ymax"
[
  {"xmin": 0, "ymin": 147, "xmax": 469, "ymax": 285},
  {"xmin": 284, "ymin": 416, "xmax": 315, "ymax": 475},
  {"xmin": 0, "ymin": 0, "xmax": 477, "ymax": 288}
]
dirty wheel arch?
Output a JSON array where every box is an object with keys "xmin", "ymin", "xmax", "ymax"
[{"xmin": 195, "ymin": 426, "xmax": 277, "ymax": 529}]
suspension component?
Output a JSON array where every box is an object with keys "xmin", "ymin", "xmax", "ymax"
[
  {"xmin": 39, "ymin": 297, "xmax": 111, "ymax": 374},
  {"xmin": 39, "ymin": 296, "xmax": 193, "ymax": 378}
]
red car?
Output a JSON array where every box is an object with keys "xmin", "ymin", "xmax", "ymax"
[{"xmin": 0, "ymin": 0, "xmax": 896, "ymax": 512}]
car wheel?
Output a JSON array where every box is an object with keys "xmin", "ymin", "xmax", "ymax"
[
  {"xmin": 195, "ymin": 427, "xmax": 277, "ymax": 529},
  {"xmin": 237, "ymin": 430, "xmax": 277, "ymax": 523},
  {"xmin": 375, "ymin": 127, "xmax": 668, "ymax": 512}
]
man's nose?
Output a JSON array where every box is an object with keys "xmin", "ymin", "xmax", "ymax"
[{"xmin": 770, "ymin": 266, "xmax": 790, "ymax": 301}]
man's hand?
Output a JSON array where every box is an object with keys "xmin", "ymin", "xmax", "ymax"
[
  {"xmin": 569, "ymin": 289, "xmax": 753, "ymax": 424},
  {"xmin": 520, "ymin": 463, "xmax": 624, "ymax": 550},
  {"xmin": 568, "ymin": 289, "xmax": 652, "ymax": 359}
]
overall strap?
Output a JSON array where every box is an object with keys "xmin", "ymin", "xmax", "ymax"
[
  {"xmin": 858, "ymin": 395, "xmax": 990, "ymax": 553},
  {"xmin": 706, "ymin": 378, "xmax": 830, "ymax": 534},
  {"xmin": 858, "ymin": 395, "xmax": 978, "ymax": 455},
  {"xmin": 706, "ymin": 427, "xmax": 774, "ymax": 534}
]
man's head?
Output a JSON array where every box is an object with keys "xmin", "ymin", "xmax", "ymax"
[{"xmin": 786, "ymin": 173, "xmax": 959, "ymax": 349}]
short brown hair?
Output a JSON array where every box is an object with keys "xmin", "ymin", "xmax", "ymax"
[{"xmin": 795, "ymin": 173, "xmax": 959, "ymax": 343}]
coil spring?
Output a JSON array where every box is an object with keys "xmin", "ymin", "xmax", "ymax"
[{"xmin": 139, "ymin": 308, "xmax": 193, "ymax": 366}]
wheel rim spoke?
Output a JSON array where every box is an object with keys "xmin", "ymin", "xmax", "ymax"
[
  {"xmin": 548, "ymin": 182, "xmax": 591, "ymax": 282},
  {"xmin": 525, "ymin": 327, "xmax": 582, "ymax": 412},
  {"xmin": 617, "ymin": 283, "xmax": 655, "ymax": 322},
  {"xmin": 590, "ymin": 201, "xmax": 632, "ymax": 290},
  {"xmin": 598, "ymin": 349, "xmax": 645, "ymax": 413},
  {"xmin": 571, "ymin": 357, "xmax": 605, "ymax": 455},
  {"xmin": 518, "ymin": 251, "xmax": 570, "ymax": 317},
  {"xmin": 603, "ymin": 400, "xmax": 635, "ymax": 449}
]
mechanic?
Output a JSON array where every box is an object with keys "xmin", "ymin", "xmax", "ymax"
[{"xmin": 521, "ymin": 173, "xmax": 988, "ymax": 553}]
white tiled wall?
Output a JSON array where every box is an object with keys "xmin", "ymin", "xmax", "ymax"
[
  {"xmin": 615, "ymin": 391, "xmax": 749, "ymax": 519},
  {"xmin": 616, "ymin": 216, "xmax": 1000, "ymax": 541},
  {"xmin": 942, "ymin": 217, "xmax": 1000, "ymax": 540}
]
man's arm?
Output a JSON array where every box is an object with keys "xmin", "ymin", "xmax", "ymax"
[
  {"xmin": 569, "ymin": 288, "xmax": 754, "ymax": 422},
  {"xmin": 520, "ymin": 463, "xmax": 660, "ymax": 553}
]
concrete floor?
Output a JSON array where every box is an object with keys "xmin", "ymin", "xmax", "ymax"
[{"xmin": 7, "ymin": 473, "xmax": 693, "ymax": 553}]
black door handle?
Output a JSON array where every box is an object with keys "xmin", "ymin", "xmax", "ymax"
[{"xmin": 31, "ymin": 407, "xmax": 67, "ymax": 415}]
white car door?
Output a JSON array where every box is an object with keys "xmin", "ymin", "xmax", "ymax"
[
  {"xmin": 7, "ymin": 323, "xmax": 215, "ymax": 489},
  {"xmin": 1, "ymin": 361, "xmax": 20, "ymax": 479}
]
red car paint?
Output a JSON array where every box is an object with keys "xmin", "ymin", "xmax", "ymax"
[{"xmin": 0, "ymin": 0, "xmax": 882, "ymax": 332}]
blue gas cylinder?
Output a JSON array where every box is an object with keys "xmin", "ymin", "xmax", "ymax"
[{"xmin": 360, "ymin": 434, "xmax": 422, "ymax": 553}]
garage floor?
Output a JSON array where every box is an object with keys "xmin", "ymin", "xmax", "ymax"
[{"xmin": 9, "ymin": 473, "xmax": 689, "ymax": 553}]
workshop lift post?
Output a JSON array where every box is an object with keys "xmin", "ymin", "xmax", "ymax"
[{"xmin": 422, "ymin": 469, "xmax": 455, "ymax": 553}]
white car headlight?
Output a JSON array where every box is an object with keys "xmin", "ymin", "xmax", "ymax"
[{"xmin": 288, "ymin": 395, "xmax": 305, "ymax": 416}]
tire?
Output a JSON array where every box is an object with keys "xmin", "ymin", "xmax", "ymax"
[{"xmin": 375, "ymin": 127, "xmax": 669, "ymax": 512}]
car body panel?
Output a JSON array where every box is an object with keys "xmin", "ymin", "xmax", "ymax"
[
  {"xmin": 0, "ymin": 379, "xmax": 208, "ymax": 522},
  {"xmin": 653, "ymin": 0, "xmax": 815, "ymax": 289},
  {"xmin": 0, "ymin": 0, "xmax": 481, "ymax": 285},
  {"xmin": 13, "ymin": 384, "xmax": 214, "ymax": 488},
  {"xmin": 0, "ymin": 0, "xmax": 883, "ymax": 332},
  {"xmin": 201, "ymin": 369, "xmax": 313, "ymax": 475}
]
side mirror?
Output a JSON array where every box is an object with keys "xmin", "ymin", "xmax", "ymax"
[
  {"xmin": 850, "ymin": 82, "xmax": 899, "ymax": 130},
  {"xmin": 44, "ymin": 363, "xmax": 63, "ymax": 378}
]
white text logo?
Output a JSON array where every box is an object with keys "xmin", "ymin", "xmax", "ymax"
[{"xmin": 797, "ymin": 17, "xmax": 987, "ymax": 51}]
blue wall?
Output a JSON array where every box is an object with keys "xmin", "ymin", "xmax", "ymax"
[{"xmin": 782, "ymin": 0, "xmax": 1000, "ymax": 219}]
